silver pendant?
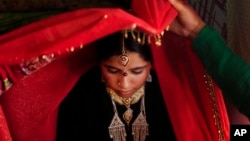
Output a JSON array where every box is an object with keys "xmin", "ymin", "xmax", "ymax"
[
  {"xmin": 109, "ymin": 112, "xmax": 126, "ymax": 141},
  {"xmin": 132, "ymin": 112, "xmax": 149, "ymax": 141},
  {"xmin": 109, "ymin": 94, "xmax": 149, "ymax": 141}
]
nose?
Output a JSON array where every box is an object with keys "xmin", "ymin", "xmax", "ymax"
[{"xmin": 118, "ymin": 76, "xmax": 130, "ymax": 89}]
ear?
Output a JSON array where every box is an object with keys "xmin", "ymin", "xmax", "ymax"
[{"xmin": 146, "ymin": 73, "xmax": 152, "ymax": 82}]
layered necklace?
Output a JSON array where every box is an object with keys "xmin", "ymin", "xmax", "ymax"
[{"xmin": 106, "ymin": 86, "xmax": 149, "ymax": 141}]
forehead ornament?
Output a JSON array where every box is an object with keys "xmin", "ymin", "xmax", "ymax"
[
  {"xmin": 119, "ymin": 31, "xmax": 130, "ymax": 76},
  {"xmin": 118, "ymin": 30, "xmax": 148, "ymax": 76}
]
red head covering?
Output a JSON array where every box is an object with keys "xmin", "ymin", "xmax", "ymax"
[{"xmin": 0, "ymin": 0, "xmax": 229, "ymax": 141}]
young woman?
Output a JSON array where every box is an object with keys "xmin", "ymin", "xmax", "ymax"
[{"xmin": 56, "ymin": 31, "xmax": 176, "ymax": 140}]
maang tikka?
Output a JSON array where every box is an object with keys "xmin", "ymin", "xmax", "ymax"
[{"xmin": 119, "ymin": 30, "xmax": 130, "ymax": 76}]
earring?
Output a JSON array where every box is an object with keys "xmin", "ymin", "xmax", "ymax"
[
  {"xmin": 101, "ymin": 76, "xmax": 105, "ymax": 82},
  {"xmin": 146, "ymin": 74, "xmax": 152, "ymax": 82}
]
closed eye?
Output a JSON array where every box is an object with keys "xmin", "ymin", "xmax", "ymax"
[
  {"xmin": 103, "ymin": 64, "xmax": 149, "ymax": 75},
  {"xmin": 104, "ymin": 65, "xmax": 122, "ymax": 74},
  {"xmin": 107, "ymin": 68, "xmax": 119, "ymax": 74},
  {"xmin": 131, "ymin": 68, "xmax": 143, "ymax": 74}
]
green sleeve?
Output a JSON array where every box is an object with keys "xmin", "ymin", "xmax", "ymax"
[{"xmin": 192, "ymin": 25, "xmax": 250, "ymax": 118}]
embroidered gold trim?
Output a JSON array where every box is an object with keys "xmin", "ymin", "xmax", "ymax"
[
  {"xmin": 20, "ymin": 55, "xmax": 55, "ymax": 75},
  {"xmin": 204, "ymin": 73, "xmax": 225, "ymax": 141}
]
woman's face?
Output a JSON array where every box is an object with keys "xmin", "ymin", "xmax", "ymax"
[{"xmin": 100, "ymin": 52, "xmax": 151, "ymax": 98}]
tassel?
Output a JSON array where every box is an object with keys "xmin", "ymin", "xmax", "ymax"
[
  {"xmin": 109, "ymin": 101, "xmax": 126, "ymax": 141},
  {"xmin": 109, "ymin": 126, "xmax": 126, "ymax": 141},
  {"xmin": 132, "ymin": 112, "xmax": 149, "ymax": 141}
]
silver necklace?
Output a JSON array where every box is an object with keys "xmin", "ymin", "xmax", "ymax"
[{"xmin": 108, "ymin": 95, "xmax": 149, "ymax": 141}]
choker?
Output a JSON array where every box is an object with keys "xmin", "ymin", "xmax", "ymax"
[
  {"xmin": 106, "ymin": 86, "xmax": 144, "ymax": 124},
  {"xmin": 106, "ymin": 86, "xmax": 149, "ymax": 141},
  {"xmin": 106, "ymin": 86, "xmax": 144, "ymax": 108}
]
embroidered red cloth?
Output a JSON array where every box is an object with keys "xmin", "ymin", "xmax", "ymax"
[{"xmin": 0, "ymin": 0, "xmax": 229, "ymax": 141}]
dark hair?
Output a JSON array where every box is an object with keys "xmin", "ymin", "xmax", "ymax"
[{"xmin": 95, "ymin": 31, "xmax": 153, "ymax": 63}]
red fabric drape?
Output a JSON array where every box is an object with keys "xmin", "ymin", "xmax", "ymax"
[
  {"xmin": 0, "ymin": 0, "xmax": 229, "ymax": 140},
  {"xmin": 151, "ymin": 33, "xmax": 229, "ymax": 141}
]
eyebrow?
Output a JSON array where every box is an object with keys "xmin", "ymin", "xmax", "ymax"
[{"xmin": 103, "ymin": 64, "xmax": 149, "ymax": 71}]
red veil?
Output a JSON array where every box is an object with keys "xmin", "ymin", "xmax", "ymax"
[{"xmin": 0, "ymin": 0, "xmax": 229, "ymax": 140}]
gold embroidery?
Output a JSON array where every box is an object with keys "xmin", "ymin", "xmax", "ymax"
[
  {"xmin": 204, "ymin": 73, "xmax": 225, "ymax": 141},
  {"xmin": 20, "ymin": 55, "xmax": 55, "ymax": 75}
]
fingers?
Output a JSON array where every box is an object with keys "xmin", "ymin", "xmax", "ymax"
[
  {"xmin": 168, "ymin": 0, "xmax": 206, "ymax": 39},
  {"xmin": 168, "ymin": 0, "xmax": 187, "ymax": 13}
]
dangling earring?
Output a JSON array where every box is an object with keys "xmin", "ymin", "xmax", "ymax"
[
  {"xmin": 146, "ymin": 74, "xmax": 152, "ymax": 82},
  {"xmin": 101, "ymin": 76, "xmax": 105, "ymax": 82}
]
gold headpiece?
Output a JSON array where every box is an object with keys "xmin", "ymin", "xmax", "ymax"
[
  {"xmin": 119, "ymin": 31, "xmax": 130, "ymax": 76},
  {"xmin": 122, "ymin": 29, "xmax": 166, "ymax": 46},
  {"xmin": 119, "ymin": 30, "xmax": 148, "ymax": 76},
  {"xmin": 123, "ymin": 30, "xmax": 147, "ymax": 45}
]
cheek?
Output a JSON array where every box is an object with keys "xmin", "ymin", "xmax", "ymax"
[
  {"xmin": 101, "ymin": 69, "xmax": 118, "ymax": 87},
  {"xmin": 126, "ymin": 68, "xmax": 150, "ymax": 89},
  {"xmin": 102, "ymin": 73, "xmax": 115, "ymax": 83},
  {"xmin": 131, "ymin": 72, "xmax": 149, "ymax": 86}
]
